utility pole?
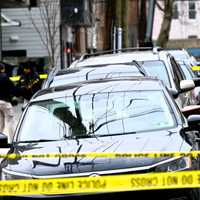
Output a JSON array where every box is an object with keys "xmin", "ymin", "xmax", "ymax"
[
  {"xmin": 116, "ymin": 0, "xmax": 122, "ymax": 50},
  {"xmin": 115, "ymin": 0, "xmax": 129, "ymax": 49},
  {"xmin": 128, "ymin": 0, "xmax": 138, "ymax": 47},
  {"xmin": 145, "ymin": 0, "xmax": 156, "ymax": 47},
  {"xmin": 122, "ymin": 0, "xmax": 128, "ymax": 48},
  {"xmin": 60, "ymin": 0, "xmax": 64, "ymax": 69},
  {"xmin": 65, "ymin": 26, "xmax": 73, "ymax": 67},
  {"xmin": 104, "ymin": 0, "xmax": 113, "ymax": 50},
  {"xmin": 138, "ymin": 0, "xmax": 147, "ymax": 47}
]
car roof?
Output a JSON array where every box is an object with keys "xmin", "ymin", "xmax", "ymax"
[
  {"xmin": 56, "ymin": 62, "xmax": 145, "ymax": 76},
  {"xmin": 33, "ymin": 77, "xmax": 164, "ymax": 102},
  {"xmin": 46, "ymin": 62, "xmax": 146, "ymax": 88},
  {"xmin": 71, "ymin": 51, "xmax": 161, "ymax": 68}
]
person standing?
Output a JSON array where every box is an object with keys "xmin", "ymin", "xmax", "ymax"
[
  {"xmin": 0, "ymin": 62, "xmax": 17, "ymax": 142},
  {"xmin": 17, "ymin": 61, "xmax": 41, "ymax": 101}
]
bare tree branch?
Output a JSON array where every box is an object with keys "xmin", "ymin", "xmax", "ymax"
[
  {"xmin": 155, "ymin": 0, "xmax": 164, "ymax": 12},
  {"xmin": 28, "ymin": 0, "xmax": 60, "ymax": 68},
  {"xmin": 29, "ymin": 10, "xmax": 49, "ymax": 50},
  {"xmin": 156, "ymin": 0, "xmax": 174, "ymax": 47}
]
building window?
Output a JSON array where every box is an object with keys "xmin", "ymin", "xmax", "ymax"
[
  {"xmin": 29, "ymin": 0, "xmax": 38, "ymax": 7},
  {"xmin": 172, "ymin": 2, "xmax": 179, "ymax": 19},
  {"xmin": 189, "ymin": 1, "xmax": 196, "ymax": 19},
  {"xmin": 188, "ymin": 35, "xmax": 197, "ymax": 39}
]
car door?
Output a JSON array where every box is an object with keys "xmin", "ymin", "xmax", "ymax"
[{"xmin": 169, "ymin": 56, "xmax": 196, "ymax": 107}]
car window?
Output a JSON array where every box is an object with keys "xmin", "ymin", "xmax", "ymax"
[
  {"xmin": 179, "ymin": 63, "xmax": 195, "ymax": 80},
  {"xmin": 139, "ymin": 60, "xmax": 171, "ymax": 87},
  {"xmin": 17, "ymin": 90, "xmax": 175, "ymax": 142},
  {"xmin": 169, "ymin": 57, "xmax": 185, "ymax": 90},
  {"xmin": 170, "ymin": 57, "xmax": 185, "ymax": 80}
]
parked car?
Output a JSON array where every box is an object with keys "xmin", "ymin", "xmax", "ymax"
[
  {"xmin": 166, "ymin": 49, "xmax": 196, "ymax": 64},
  {"xmin": 42, "ymin": 61, "xmax": 146, "ymax": 89},
  {"xmin": 165, "ymin": 49, "xmax": 200, "ymax": 105},
  {"xmin": 69, "ymin": 47, "xmax": 196, "ymax": 109},
  {"xmin": 1, "ymin": 77, "xmax": 200, "ymax": 199},
  {"xmin": 174, "ymin": 60, "xmax": 200, "ymax": 104},
  {"xmin": 167, "ymin": 49, "xmax": 200, "ymax": 76}
]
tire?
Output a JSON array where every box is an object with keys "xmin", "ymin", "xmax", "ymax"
[{"xmin": 186, "ymin": 188, "xmax": 200, "ymax": 200}]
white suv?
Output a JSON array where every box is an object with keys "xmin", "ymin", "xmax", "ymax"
[{"xmin": 70, "ymin": 48, "xmax": 196, "ymax": 109}]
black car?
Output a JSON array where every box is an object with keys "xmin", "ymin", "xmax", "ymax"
[{"xmin": 1, "ymin": 77, "xmax": 200, "ymax": 200}]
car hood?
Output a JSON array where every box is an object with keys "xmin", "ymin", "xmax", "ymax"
[{"xmin": 3, "ymin": 130, "xmax": 191, "ymax": 178}]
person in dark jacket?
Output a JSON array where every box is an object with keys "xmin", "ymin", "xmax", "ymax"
[
  {"xmin": 0, "ymin": 62, "xmax": 17, "ymax": 104},
  {"xmin": 17, "ymin": 61, "xmax": 41, "ymax": 100}
]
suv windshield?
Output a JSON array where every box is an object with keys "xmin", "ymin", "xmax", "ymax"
[
  {"xmin": 140, "ymin": 61, "xmax": 171, "ymax": 87},
  {"xmin": 17, "ymin": 91, "xmax": 175, "ymax": 142},
  {"xmin": 50, "ymin": 63, "xmax": 145, "ymax": 87}
]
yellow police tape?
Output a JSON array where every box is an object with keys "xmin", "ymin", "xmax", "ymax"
[
  {"xmin": 192, "ymin": 66, "xmax": 200, "ymax": 71},
  {"xmin": 1, "ymin": 151, "xmax": 200, "ymax": 159},
  {"xmin": 9, "ymin": 74, "xmax": 48, "ymax": 81},
  {"xmin": 0, "ymin": 170, "xmax": 200, "ymax": 196}
]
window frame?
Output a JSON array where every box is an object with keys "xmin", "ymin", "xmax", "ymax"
[
  {"xmin": 172, "ymin": 2, "xmax": 179, "ymax": 19},
  {"xmin": 188, "ymin": 1, "xmax": 196, "ymax": 19},
  {"xmin": 169, "ymin": 56, "xmax": 185, "ymax": 91}
]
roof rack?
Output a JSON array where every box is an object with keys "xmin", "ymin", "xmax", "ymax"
[
  {"xmin": 152, "ymin": 46, "xmax": 163, "ymax": 54},
  {"xmin": 78, "ymin": 47, "xmax": 163, "ymax": 62},
  {"xmin": 163, "ymin": 48, "xmax": 184, "ymax": 51}
]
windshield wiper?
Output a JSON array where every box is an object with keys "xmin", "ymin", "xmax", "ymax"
[
  {"xmin": 64, "ymin": 131, "xmax": 137, "ymax": 139},
  {"xmin": 64, "ymin": 135, "xmax": 97, "ymax": 139},
  {"xmin": 98, "ymin": 131, "xmax": 137, "ymax": 137},
  {"xmin": 17, "ymin": 139, "xmax": 59, "ymax": 143}
]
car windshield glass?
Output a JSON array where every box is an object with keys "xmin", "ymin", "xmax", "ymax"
[
  {"xmin": 50, "ymin": 63, "xmax": 144, "ymax": 87},
  {"xmin": 140, "ymin": 61, "xmax": 171, "ymax": 87},
  {"xmin": 179, "ymin": 63, "xmax": 195, "ymax": 79},
  {"xmin": 17, "ymin": 91, "xmax": 175, "ymax": 142},
  {"xmin": 169, "ymin": 51, "xmax": 189, "ymax": 61}
]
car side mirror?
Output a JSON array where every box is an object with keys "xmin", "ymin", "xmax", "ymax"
[
  {"xmin": 187, "ymin": 115, "xmax": 200, "ymax": 130},
  {"xmin": 168, "ymin": 88, "xmax": 179, "ymax": 99},
  {"xmin": 0, "ymin": 133, "xmax": 10, "ymax": 148},
  {"xmin": 180, "ymin": 80, "xmax": 195, "ymax": 93}
]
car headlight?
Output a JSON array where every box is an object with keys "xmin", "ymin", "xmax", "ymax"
[
  {"xmin": 1, "ymin": 169, "xmax": 32, "ymax": 180},
  {"xmin": 155, "ymin": 157, "xmax": 192, "ymax": 172}
]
